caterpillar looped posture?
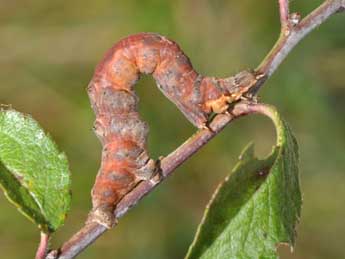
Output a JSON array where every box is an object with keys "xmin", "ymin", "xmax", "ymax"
[{"xmin": 87, "ymin": 32, "xmax": 259, "ymax": 228}]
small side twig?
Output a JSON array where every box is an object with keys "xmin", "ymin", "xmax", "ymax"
[
  {"xmin": 278, "ymin": 0, "xmax": 290, "ymax": 28},
  {"xmin": 35, "ymin": 232, "xmax": 50, "ymax": 259},
  {"xmin": 46, "ymin": 1, "xmax": 344, "ymax": 258},
  {"xmin": 256, "ymin": 0, "xmax": 344, "ymax": 81}
]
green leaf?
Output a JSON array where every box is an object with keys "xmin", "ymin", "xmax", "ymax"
[
  {"xmin": 0, "ymin": 108, "xmax": 71, "ymax": 233},
  {"xmin": 186, "ymin": 105, "xmax": 301, "ymax": 259}
]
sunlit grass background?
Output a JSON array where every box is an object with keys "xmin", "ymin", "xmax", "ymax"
[{"xmin": 0, "ymin": 0, "xmax": 344, "ymax": 258}]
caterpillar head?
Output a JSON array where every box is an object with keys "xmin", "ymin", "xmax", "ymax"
[{"xmin": 205, "ymin": 70, "xmax": 262, "ymax": 114}]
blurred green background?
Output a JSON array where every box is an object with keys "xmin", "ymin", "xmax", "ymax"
[{"xmin": 0, "ymin": 0, "xmax": 344, "ymax": 258}]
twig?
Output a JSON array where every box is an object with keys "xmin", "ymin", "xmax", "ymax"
[
  {"xmin": 47, "ymin": 1, "xmax": 344, "ymax": 258},
  {"xmin": 256, "ymin": 0, "xmax": 344, "ymax": 80},
  {"xmin": 278, "ymin": 0, "xmax": 290, "ymax": 28},
  {"xmin": 50, "ymin": 104, "xmax": 254, "ymax": 259},
  {"xmin": 36, "ymin": 232, "xmax": 50, "ymax": 259}
]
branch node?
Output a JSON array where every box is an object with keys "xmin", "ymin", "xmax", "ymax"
[
  {"xmin": 46, "ymin": 250, "xmax": 59, "ymax": 259},
  {"xmin": 289, "ymin": 12, "xmax": 301, "ymax": 27}
]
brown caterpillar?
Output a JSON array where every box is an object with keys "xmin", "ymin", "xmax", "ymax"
[{"xmin": 87, "ymin": 32, "xmax": 258, "ymax": 228}]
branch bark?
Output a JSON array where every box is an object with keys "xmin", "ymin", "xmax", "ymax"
[
  {"xmin": 36, "ymin": 232, "xmax": 50, "ymax": 259},
  {"xmin": 47, "ymin": 1, "xmax": 344, "ymax": 258},
  {"xmin": 278, "ymin": 0, "xmax": 290, "ymax": 28},
  {"xmin": 257, "ymin": 0, "xmax": 344, "ymax": 79}
]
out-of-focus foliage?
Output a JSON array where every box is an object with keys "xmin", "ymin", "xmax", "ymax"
[
  {"xmin": 0, "ymin": 0, "xmax": 344, "ymax": 258},
  {"xmin": 0, "ymin": 109, "xmax": 71, "ymax": 233}
]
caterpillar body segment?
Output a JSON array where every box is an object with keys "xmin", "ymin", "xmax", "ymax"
[{"xmin": 87, "ymin": 32, "xmax": 258, "ymax": 228}]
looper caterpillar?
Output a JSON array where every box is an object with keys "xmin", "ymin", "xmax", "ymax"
[{"xmin": 87, "ymin": 32, "xmax": 259, "ymax": 228}]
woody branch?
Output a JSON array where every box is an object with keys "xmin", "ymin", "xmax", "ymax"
[
  {"xmin": 257, "ymin": 0, "xmax": 344, "ymax": 80},
  {"xmin": 46, "ymin": 1, "xmax": 344, "ymax": 258}
]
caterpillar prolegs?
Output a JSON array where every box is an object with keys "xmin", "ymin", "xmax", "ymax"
[{"xmin": 87, "ymin": 32, "xmax": 258, "ymax": 228}]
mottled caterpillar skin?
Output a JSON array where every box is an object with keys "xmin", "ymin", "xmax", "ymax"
[{"xmin": 87, "ymin": 32, "xmax": 258, "ymax": 227}]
